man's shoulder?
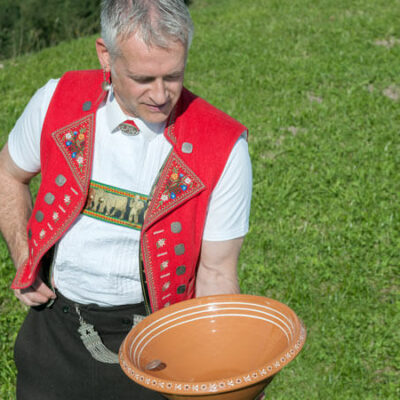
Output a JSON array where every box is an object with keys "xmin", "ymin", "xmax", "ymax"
[
  {"xmin": 57, "ymin": 69, "xmax": 102, "ymax": 89},
  {"xmin": 47, "ymin": 70, "xmax": 104, "ymax": 115}
]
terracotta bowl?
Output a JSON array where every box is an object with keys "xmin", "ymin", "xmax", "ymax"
[{"xmin": 119, "ymin": 294, "xmax": 306, "ymax": 400}]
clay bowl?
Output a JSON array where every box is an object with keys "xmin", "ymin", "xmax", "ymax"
[{"xmin": 119, "ymin": 294, "xmax": 306, "ymax": 400}]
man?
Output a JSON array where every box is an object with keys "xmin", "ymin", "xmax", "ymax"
[{"xmin": 0, "ymin": 0, "xmax": 252, "ymax": 399}]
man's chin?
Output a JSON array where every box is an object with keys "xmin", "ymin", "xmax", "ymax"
[
  {"xmin": 141, "ymin": 114, "xmax": 169, "ymax": 125},
  {"xmin": 138, "ymin": 108, "xmax": 171, "ymax": 125}
]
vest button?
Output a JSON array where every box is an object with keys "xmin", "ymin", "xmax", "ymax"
[
  {"xmin": 62, "ymin": 306, "xmax": 69, "ymax": 313},
  {"xmin": 176, "ymin": 265, "xmax": 186, "ymax": 276},
  {"xmin": 55, "ymin": 174, "xmax": 67, "ymax": 187},
  {"xmin": 44, "ymin": 193, "xmax": 55, "ymax": 205},
  {"xmin": 171, "ymin": 222, "xmax": 182, "ymax": 233},
  {"xmin": 181, "ymin": 142, "xmax": 193, "ymax": 154},
  {"xmin": 177, "ymin": 285, "xmax": 186, "ymax": 295},
  {"xmin": 35, "ymin": 211, "xmax": 44, "ymax": 223},
  {"xmin": 82, "ymin": 101, "xmax": 92, "ymax": 111},
  {"xmin": 28, "ymin": 229, "xmax": 32, "ymax": 239},
  {"xmin": 174, "ymin": 244, "xmax": 185, "ymax": 256}
]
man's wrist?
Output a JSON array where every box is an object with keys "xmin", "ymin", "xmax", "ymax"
[{"xmin": 12, "ymin": 251, "xmax": 29, "ymax": 271}]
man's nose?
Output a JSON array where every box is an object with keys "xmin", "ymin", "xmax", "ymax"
[{"xmin": 150, "ymin": 79, "xmax": 168, "ymax": 104}]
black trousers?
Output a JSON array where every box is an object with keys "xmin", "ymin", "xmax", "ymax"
[{"xmin": 14, "ymin": 291, "xmax": 166, "ymax": 400}]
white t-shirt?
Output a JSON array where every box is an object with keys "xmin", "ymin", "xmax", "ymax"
[{"xmin": 8, "ymin": 79, "xmax": 252, "ymax": 306}]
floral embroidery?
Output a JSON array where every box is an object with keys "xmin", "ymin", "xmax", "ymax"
[
  {"xmin": 53, "ymin": 212, "xmax": 59, "ymax": 222},
  {"xmin": 53, "ymin": 115, "xmax": 94, "ymax": 191},
  {"xmin": 157, "ymin": 168, "xmax": 193, "ymax": 209},
  {"xmin": 64, "ymin": 128, "xmax": 86, "ymax": 163},
  {"xmin": 156, "ymin": 238, "xmax": 166, "ymax": 248},
  {"xmin": 39, "ymin": 229, "xmax": 46, "ymax": 239},
  {"xmin": 143, "ymin": 153, "xmax": 205, "ymax": 265},
  {"xmin": 64, "ymin": 195, "xmax": 71, "ymax": 205},
  {"xmin": 160, "ymin": 261, "xmax": 169, "ymax": 270}
]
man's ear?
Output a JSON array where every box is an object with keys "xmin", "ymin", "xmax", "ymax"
[{"xmin": 95, "ymin": 38, "xmax": 111, "ymax": 71}]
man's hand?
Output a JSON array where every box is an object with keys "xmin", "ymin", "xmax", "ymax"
[{"xmin": 14, "ymin": 276, "xmax": 56, "ymax": 307}]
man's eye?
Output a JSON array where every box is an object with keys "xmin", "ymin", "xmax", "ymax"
[
  {"xmin": 131, "ymin": 76, "xmax": 153, "ymax": 84},
  {"xmin": 164, "ymin": 75, "xmax": 182, "ymax": 82}
]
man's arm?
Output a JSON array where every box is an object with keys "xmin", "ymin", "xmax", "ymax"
[
  {"xmin": 195, "ymin": 237, "xmax": 244, "ymax": 297},
  {"xmin": 0, "ymin": 143, "xmax": 55, "ymax": 306}
]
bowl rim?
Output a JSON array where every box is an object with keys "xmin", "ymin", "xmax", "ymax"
[{"xmin": 119, "ymin": 294, "xmax": 306, "ymax": 396}]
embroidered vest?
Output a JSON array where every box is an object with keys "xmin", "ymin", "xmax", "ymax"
[{"xmin": 11, "ymin": 70, "xmax": 247, "ymax": 312}]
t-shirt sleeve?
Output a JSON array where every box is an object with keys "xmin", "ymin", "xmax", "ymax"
[
  {"xmin": 8, "ymin": 79, "xmax": 59, "ymax": 173},
  {"xmin": 202, "ymin": 133, "xmax": 252, "ymax": 241}
]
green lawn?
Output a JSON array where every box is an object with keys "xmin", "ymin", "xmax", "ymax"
[{"xmin": 1, "ymin": 0, "xmax": 399, "ymax": 398}]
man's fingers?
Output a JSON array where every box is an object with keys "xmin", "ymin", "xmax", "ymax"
[
  {"xmin": 32, "ymin": 276, "xmax": 57, "ymax": 299},
  {"xmin": 15, "ymin": 289, "xmax": 48, "ymax": 306},
  {"xmin": 15, "ymin": 277, "xmax": 56, "ymax": 306}
]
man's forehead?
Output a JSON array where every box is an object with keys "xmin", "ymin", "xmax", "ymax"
[{"xmin": 113, "ymin": 34, "xmax": 187, "ymax": 74}]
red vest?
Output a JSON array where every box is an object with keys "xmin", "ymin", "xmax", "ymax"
[{"xmin": 11, "ymin": 70, "xmax": 247, "ymax": 312}]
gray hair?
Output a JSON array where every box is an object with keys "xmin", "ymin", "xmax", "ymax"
[{"xmin": 100, "ymin": 0, "xmax": 194, "ymax": 56}]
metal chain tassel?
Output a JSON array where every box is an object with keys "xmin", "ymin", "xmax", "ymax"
[{"xmin": 74, "ymin": 304, "xmax": 119, "ymax": 364}]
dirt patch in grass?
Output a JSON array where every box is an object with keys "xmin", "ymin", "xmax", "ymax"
[
  {"xmin": 374, "ymin": 37, "xmax": 400, "ymax": 49},
  {"xmin": 308, "ymin": 92, "xmax": 323, "ymax": 104},
  {"xmin": 366, "ymin": 84, "xmax": 374, "ymax": 93},
  {"xmin": 287, "ymin": 126, "xmax": 300, "ymax": 136},
  {"xmin": 382, "ymin": 85, "xmax": 400, "ymax": 101},
  {"xmin": 379, "ymin": 284, "xmax": 399, "ymax": 301},
  {"xmin": 373, "ymin": 366, "xmax": 400, "ymax": 383}
]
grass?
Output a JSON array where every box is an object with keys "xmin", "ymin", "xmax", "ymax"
[{"xmin": 1, "ymin": 0, "xmax": 399, "ymax": 398}]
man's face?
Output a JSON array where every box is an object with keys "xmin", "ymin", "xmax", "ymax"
[{"xmin": 97, "ymin": 35, "xmax": 186, "ymax": 124}]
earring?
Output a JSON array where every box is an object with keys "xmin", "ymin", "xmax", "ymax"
[{"xmin": 102, "ymin": 67, "xmax": 112, "ymax": 91}]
